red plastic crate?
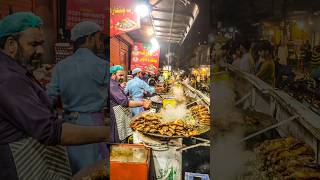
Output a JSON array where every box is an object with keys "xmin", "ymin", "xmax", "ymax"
[{"xmin": 110, "ymin": 144, "xmax": 150, "ymax": 180}]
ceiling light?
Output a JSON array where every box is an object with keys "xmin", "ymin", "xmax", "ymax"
[
  {"xmin": 146, "ymin": 27, "xmax": 154, "ymax": 36},
  {"xmin": 135, "ymin": 4, "xmax": 150, "ymax": 18}
]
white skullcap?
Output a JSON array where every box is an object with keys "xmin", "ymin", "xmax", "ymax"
[
  {"xmin": 132, "ymin": 68, "xmax": 142, "ymax": 75},
  {"xmin": 71, "ymin": 21, "xmax": 102, "ymax": 41}
]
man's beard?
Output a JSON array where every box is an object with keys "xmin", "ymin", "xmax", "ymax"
[
  {"xmin": 15, "ymin": 45, "xmax": 29, "ymax": 67},
  {"xmin": 117, "ymin": 77, "xmax": 124, "ymax": 83},
  {"xmin": 15, "ymin": 44, "xmax": 41, "ymax": 72}
]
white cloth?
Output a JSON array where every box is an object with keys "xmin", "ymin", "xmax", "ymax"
[
  {"xmin": 278, "ymin": 46, "xmax": 288, "ymax": 65},
  {"xmin": 239, "ymin": 53, "xmax": 255, "ymax": 73}
]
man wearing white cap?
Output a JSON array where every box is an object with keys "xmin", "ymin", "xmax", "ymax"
[
  {"xmin": 125, "ymin": 68, "xmax": 155, "ymax": 116},
  {"xmin": 47, "ymin": 21, "xmax": 108, "ymax": 174}
]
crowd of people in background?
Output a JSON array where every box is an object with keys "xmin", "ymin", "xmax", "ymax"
[{"xmin": 215, "ymin": 39, "xmax": 320, "ymax": 88}]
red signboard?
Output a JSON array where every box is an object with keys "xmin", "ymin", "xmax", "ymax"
[
  {"xmin": 131, "ymin": 43, "xmax": 160, "ymax": 74},
  {"xmin": 66, "ymin": 0, "xmax": 108, "ymax": 34},
  {"xmin": 110, "ymin": 0, "xmax": 140, "ymax": 37}
]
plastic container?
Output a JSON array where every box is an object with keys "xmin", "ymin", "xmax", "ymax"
[
  {"xmin": 110, "ymin": 144, "xmax": 150, "ymax": 180},
  {"xmin": 163, "ymin": 98, "xmax": 177, "ymax": 108}
]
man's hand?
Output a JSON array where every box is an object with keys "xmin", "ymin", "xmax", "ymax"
[
  {"xmin": 120, "ymin": 82, "xmax": 127, "ymax": 89},
  {"xmin": 142, "ymin": 100, "xmax": 152, "ymax": 109}
]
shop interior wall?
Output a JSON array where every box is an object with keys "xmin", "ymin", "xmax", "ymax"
[
  {"xmin": 34, "ymin": 0, "xmax": 58, "ymax": 64},
  {"xmin": 110, "ymin": 35, "xmax": 134, "ymax": 71},
  {"xmin": 0, "ymin": 0, "xmax": 34, "ymax": 18}
]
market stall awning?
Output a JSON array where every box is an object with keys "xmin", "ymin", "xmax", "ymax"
[{"xmin": 150, "ymin": 0, "xmax": 199, "ymax": 44}]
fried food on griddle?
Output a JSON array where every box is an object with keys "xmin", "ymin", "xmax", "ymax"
[
  {"xmin": 190, "ymin": 105, "xmax": 210, "ymax": 125},
  {"xmin": 130, "ymin": 113, "xmax": 198, "ymax": 137},
  {"xmin": 254, "ymin": 137, "xmax": 318, "ymax": 179}
]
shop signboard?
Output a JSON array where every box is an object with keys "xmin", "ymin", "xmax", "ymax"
[
  {"xmin": 66, "ymin": 0, "xmax": 108, "ymax": 34},
  {"xmin": 131, "ymin": 42, "xmax": 160, "ymax": 74},
  {"xmin": 110, "ymin": 0, "xmax": 140, "ymax": 37}
]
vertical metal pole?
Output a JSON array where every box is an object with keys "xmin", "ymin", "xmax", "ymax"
[{"xmin": 167, "ymin": 0, "xmax": 176, "ymax": 66}]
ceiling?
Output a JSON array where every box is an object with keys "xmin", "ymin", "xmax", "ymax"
[{"xmin": 128, "ymin": 0, "xmax": 199, "ymax": 45}]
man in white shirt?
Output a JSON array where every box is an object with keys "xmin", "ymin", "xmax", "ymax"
[{"xmin": 239, "ymin": 42, "xmax": 255, "ymax": 73}]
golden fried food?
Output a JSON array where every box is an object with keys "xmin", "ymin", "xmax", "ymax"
[
  {"xmin": 254, "ymin": 137, "xmax": 318, "ymax": 179},
  {"xmin": 173, "ymin": 119, "xmax": 184, "ymax": 126},
  {"xmin": 130, "ymin": 113, "xmax": 198, "ymax": 137},
  {"xmin": 190, "ymin": 105, "xmax": 210, "ymax": 126}
]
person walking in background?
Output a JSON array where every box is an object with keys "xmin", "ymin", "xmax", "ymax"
[
  {"xmin": 232, "ymin": 44, "xmax": 242, "ymax": 68},
  {"xmin": 276, "ymin": 40, "xmax": 296, "ymax": 88},
  {"xmin": 239, "ymin": 41, "xmax": 255, "ymax": 73},
  {"xmin": 256, "ymin": 43, "xmax": 276, "ymax": 87}
]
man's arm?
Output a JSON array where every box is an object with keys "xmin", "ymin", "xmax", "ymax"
[
  {"xmin": 142, "ymin": 80, "xmax": 155, "ymax": 94},
  {"xmin": 128, "ymin": 100, "xmax": 143, "ymax": 107},
  {"xmin": 60, "ymin": 123, "xmax": 109, "ymax": 145},
  {"xmin": 0, "ymin": 76, "xmax": 109, "ymax": 146}
]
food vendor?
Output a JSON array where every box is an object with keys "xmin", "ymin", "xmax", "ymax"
[
  {"xmin": 124, "ymin": 68, "xmax": 155, "ymax": 116},
  {"xmin": 47, "ymin": 21, "xmax": 108, "ymax": 173},
  {"xmin": 110, "ymin": 65, "xmax": 151, "ymax": 143},
  {"xmin": 0, "ymin": 12, "xmax": 109, "ymax": 179}
]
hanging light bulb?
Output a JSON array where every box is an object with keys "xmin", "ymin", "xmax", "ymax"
[
  {"xmin": 135, "ymin": 3, "xmax": 150, "ymax": 18},
  {"xmin": 146, "ymin": 27, "xmax": 154, "ymax": 36}
]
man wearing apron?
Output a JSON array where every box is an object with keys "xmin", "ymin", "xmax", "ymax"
[
  {"xmin": 110, "ymin": 65, "xmax": 151, "ymax": 143},
  {"xmin": 47, "ymin": 21, "xmax": 108, "ymax": 174},
  {"xmin": 0, "ymin": 12, "xmax": 109, "ymax": 180},
  {"xmin": 125, "ymin": 68, "xmax": 155, "ymax": 116}
]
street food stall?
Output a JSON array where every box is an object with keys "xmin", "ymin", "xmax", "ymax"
[{"xmin": 108, "ymin": 0, "xmax": 212, "ymax": 179}]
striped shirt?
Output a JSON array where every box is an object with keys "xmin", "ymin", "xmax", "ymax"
[{"xmin": 311, "ymin": 50, "xmax": 320, "ymax": 68}]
